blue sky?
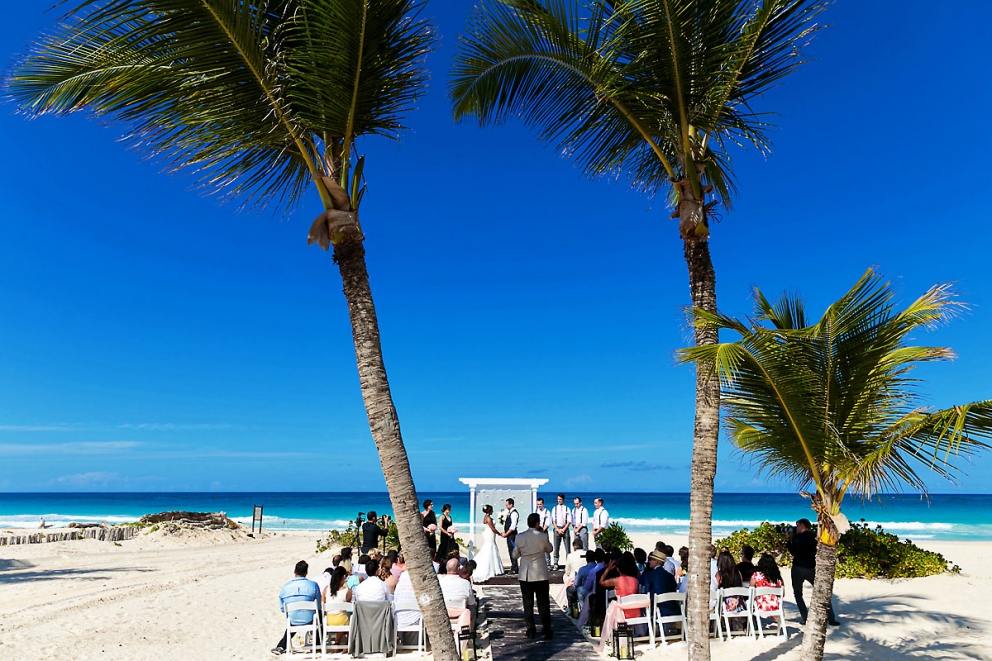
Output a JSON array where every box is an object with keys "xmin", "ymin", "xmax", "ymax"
[{"xmin": 1, "ymin": 1, "xmax": 991, "ymax": 494}]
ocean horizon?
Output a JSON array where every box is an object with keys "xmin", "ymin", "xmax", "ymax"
[{"xmin": 2, "ymin": 491, "xmax": 990, "ymax": 541}]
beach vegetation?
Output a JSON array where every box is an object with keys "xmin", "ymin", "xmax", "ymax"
[
  {"xmin": 679, "ymin": 269, "xmax": 992, "ymax": 661},
  {"xmin": 717, "ymin": 520, "xmax": 960, "ymax": 579},
  {"xmin": 5, "ymin": 2, "xmax": 458, "ymax": 657},
  {"xmin": 598, "ymin": 522, "xmax": 633, "ymax": 552},
  {"xmin": 450, "ymin": 3, "xmax": 826, "ymax": 659}
]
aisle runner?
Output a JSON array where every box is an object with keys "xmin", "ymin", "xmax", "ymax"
[{"xmin": 484, "ymin": 585, "xmax": 598, "ymax": 661}]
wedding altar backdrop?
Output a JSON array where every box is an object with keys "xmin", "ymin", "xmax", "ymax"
[{"xmin": 457, "ymin": 477, "xmax": 549, "ymax": 559}]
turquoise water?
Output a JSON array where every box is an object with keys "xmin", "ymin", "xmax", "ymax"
[{"xmin": 1, "ymin": 492, "xmax": 989, "ymax": 540}]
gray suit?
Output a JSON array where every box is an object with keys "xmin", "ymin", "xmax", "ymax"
[{"xmin": 513, "ymin": 527, "xmax": 554, "ymax": 636}]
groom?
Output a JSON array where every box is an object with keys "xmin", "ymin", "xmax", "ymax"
[
  {"xmin": 513, "ymin": 512, "xmax": 554, "ymax": 640},
  {"xmin": 502, "ymin": 498, "xmax": 520, "ymax": 573}
]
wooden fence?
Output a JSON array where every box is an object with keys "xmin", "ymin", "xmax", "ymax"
[{"xmin": 0, "ymin": 526, "xmax": 140, "ymax": 546}]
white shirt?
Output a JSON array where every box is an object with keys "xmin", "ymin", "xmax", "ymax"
[
  {"xmin": 593, "ymin": 507, "xmax": 609, "ymax": 531},
  {"xmin": 537, "ymin": 507, "xmax": 551, "ymax": 531},
  {"xmin": 572, "ymin": 506, "xmax": 588, "ymax": 529},
  {"xmin": 552, "ymin": 504, "xmax": 571, "ymax": 529},
  {"xmin": 663, "ymin": 557, "xmax": 679, "ymax": 576},
  {"xmin": 564, "ymin": 549, "xmax": 586, "ymax": 581},
  {"xmin": 438, "ymin": 574, "xmax": 475, "ymax": 607},
  {"xmin": 353, "ymin": 575, "xmax": 390, "ymax": 602},
  {"xmin": 393, "ymin": 572, "xmax": 420, "ymax": 627}
]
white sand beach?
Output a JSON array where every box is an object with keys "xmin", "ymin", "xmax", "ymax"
[{"xmin": 0, "ymin": 528, "xmax": 989, "ymax": 660}]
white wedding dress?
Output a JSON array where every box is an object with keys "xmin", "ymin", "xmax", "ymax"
[{"xmin": 472, "ymin": 520, "xmax": 505, "ymax": 583}]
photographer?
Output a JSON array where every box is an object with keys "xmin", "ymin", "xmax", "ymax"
[
  {"xmin": 785, "ymin": 518, "xmax": 839, "ymax": 626},
  {"xmin": 360, "ymin": 511, "xmax": 389, "ymax": 555}
]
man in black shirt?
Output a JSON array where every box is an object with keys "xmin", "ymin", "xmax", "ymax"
[
  {"xmin": 786, "ymin": 518, "xmax": 839, "ymax": 626},
  {"xmin": 360, "ymin": 511, "xmax": 388, "ymax": 555},
  {"xmin": 736, "ymin": 544, "xmax": 756, "ymax": 583}
]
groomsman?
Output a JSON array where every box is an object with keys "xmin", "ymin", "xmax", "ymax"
[
  {"xmin": 551, "ymin": 493, "xmax": 571, "ymax": 569},
  {"xmin": 535, "ymin": 497, "xmax": 552, "ymax": 568},
  {"xmin": 571, "ymin": 496, "xmax": 589, "ymax": 551},
  {"xmin": 592, "ymin": 497, "xmax": 610, "ymax": 549},
  {"xmin": 502, "ymin": 498, "xmax": 520, "ymax": 573}
]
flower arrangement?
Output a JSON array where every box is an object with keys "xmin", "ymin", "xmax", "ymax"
[{"xmin": 497, "ymin": 508, "xmax": 508, "ymax": 526}]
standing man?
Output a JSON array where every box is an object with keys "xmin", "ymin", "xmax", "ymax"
[
  {"xmin": 786, "ymin": 518, "xmax": 840, "ymax": 626},
  {"xmin": 591, "ymin": 498, "xmax": 610, "ymax": 549},
  {"xmin": 360, "ymin": 511, "xmax": 388, "ymax": 555},
  {"xmin": 513, "ymin": 512, "xmax": 555, "ymax": 640},
  {"xmin": 551, "ymin": 493, "xmax": 571, "ymax": 570},
  {"xmin": 535, "ymin": 497, "xmax": 553, "ymax": 568},
  {"xmin": 571, "ymin": 497, "xmax": 589, "ymax": 551},
  {"xmin": 501, "ymin": 498, "xmax": 520, "ymax": 574}
]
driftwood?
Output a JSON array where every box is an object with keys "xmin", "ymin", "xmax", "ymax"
[
  {"xmin": 67, "ymin": 522, "xmax": 106, "ymax": 529},
  {"xmin": 0, "ymin": 526, "xmax": 138, "ymax": 546},
  {"xmin": 139, "ymin": 511, "xmax": 237, "ymax": 528}
]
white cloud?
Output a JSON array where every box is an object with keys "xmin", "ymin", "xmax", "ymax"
[
  {"xmin": 0, "ymin": 424, "xmax": 81, "ymax": 432},
  {"xmin": 564, "ymin": 474, "xmax": 593, "ymax": 488},
  {"xmin": 0, "ymin": 441, "xmax": 142, "ymax": 455},
  {"xmin": 117, "ymin": 423, "xmax": 233, "ymax": 431}
]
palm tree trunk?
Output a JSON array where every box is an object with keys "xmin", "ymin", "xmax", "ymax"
[
  {"xmin": 799, "ymin": 538, "xmax": 838, "ymax": 661},
  {"xmin": 683, "ymin": 235, "xmax": 720, "ymax": 661},
  {"xmin": 332, "ymin": 231, "xmax": 459, "ymax": 661}
]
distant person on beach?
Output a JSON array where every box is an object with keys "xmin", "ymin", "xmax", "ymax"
[
  {"xmin": 591, "ymin": 498, "xmax": 609, "ymax": 549},
  {"xmin": 551, "ymin": 493, "xmax": 572, "ymax": 568},
  {"xmin": 272, "ymin": 560, "xmax": 322, "ymax": 656},
  {"xmin": 501, "ymin": 499, "xmax": 520, "ymax": 573},
  {"xmin": 39, "ymin": 517, "xmax": 49, "ymax": 529},
  {"xmin": 360, "ymin": 511, "xmax": 388, "ymax": 554},
  {"xmin": 513, "ymin": 512, "xmax": 554, "ymax": 640},
  {"xmin": 572, "ymin": 497, "xmax": 589, "ymax": 551},
  {"xmin": 786, "ymin": 518, "xmax": 839, "ymax": 626},
  {"xmin": 421, "ymin": 500, "xmax": 437, "ymax": 560}
]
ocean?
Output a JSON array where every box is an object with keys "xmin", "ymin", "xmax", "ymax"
[{"xmin": 1, "ymin": 492, "xmax": 989, "ymax": 541}]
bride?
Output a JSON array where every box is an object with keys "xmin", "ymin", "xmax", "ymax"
[{"xmin": 472, "ymin": 504, "xmax": 505, "ymax": 583}]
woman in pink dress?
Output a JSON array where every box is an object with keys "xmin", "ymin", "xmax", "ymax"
[{"xmin": 750, "ymin": 553, "xmax": 784, "ymax": 613}]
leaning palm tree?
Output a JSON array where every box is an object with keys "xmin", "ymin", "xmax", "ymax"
[
  {"xmin": 6, "ymin": 1, "xmax": 458, "ymax": 657},
  {"xmin": 679, "ymin": 268, "xmax": 992, "ymax": 661},
  {"xmin": 450, "ymin": 1, "xmax": 826, "ymax": 656}
]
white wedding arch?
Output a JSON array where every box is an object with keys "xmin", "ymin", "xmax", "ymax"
[{"xmin": 457, "ymin": 477, "xmax": 549, "ymax": 559}]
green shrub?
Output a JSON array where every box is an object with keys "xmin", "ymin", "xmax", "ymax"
[
  {"xmin": 316, "ymin": 524, "xmax": 357, "ymax": 554},
  {"xmin": 715, "ymin": 520, "xmax": 957, "ymax": 579},
  {"xmin": 598, "ymin": 522, "xmax": 633, "ymax": 551}
]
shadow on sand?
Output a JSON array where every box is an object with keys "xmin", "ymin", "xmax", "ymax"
[{"xmin": 748, "ymin": 592, "xmax": 989, "ymax": 661}]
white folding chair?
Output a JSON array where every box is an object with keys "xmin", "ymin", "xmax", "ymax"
[
  {"xmin": 321, "ymin": 599, "xmax": 353, "ymax": 654},
  {"xmin": 653, "ymin": 592, "xmax": 687, "ymax": 645},
  {"xmin": 709, "ymin": 590, "xmax": 724, "ymax": 641},
  {"xmin": 445, "ymin": 596, "xmax": 470, "ymax": 657},
  {"xmin": 720, "ymin": 587, "xmax": 753, "ymax": 641},
  {"xmin": 616, "ymin": 593, "xmax": 654, "ymax": 648},
  {"xmin": 393, "ymin": 600, "xmax": 425, "ymax": 653},
  {"xmin": 284, "ymin": 600, "xmax": 320, "ymax": 659},
  {"xmin": 752, "ymin": 586, "xmax": 789, "ymax": 639}
]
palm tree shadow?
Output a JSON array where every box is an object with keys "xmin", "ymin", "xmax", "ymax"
[
  {"xmin": 0, "ymin": 559, "xmax": 35, "ymax": 572},
  {"xmin": 749, "ymin": 593, "xmax": 989, "ymax": 661},
  {"xmin": 0, "ymin": 566, "xmax": 152, "ymax": 584}
]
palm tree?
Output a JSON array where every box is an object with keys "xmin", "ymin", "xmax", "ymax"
[
  {"xmin": 450, "ymin": 1, "xmax": 826, "ymax": 656},
  {"xmin": 6, "ymin": 1, "xmax": 458, "ymax": 657},
  {"xmin": 679, "ymin": 269, "xmax": 992, "ymax": 661}
]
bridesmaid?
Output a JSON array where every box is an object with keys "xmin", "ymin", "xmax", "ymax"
[
  {"xmin": 435, "ymin": 503, "xmax": 454, "ymax": 565},
  {"xmin": 422, "ymin": 499, "xmax": 437, "ymax": 561}
]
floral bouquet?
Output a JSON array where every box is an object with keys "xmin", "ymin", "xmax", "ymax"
[
  {"xmin": 498, "ymin": 508, "xmax": 508, "ymax": 526},
  {"xmin": 448, "ymin": 526, "xmax": 458, "ymax": 535},
  {"xmin": 427, "ymin": 524, "xmax": 437, "ymax": 533}
]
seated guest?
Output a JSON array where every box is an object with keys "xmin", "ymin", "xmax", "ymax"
[
  {"xmin": 379, "ymin": 556, "xmax": 399, "ymax": 592},
  {"xmin": 272, "ymin": 560, "xmax": 322, "ymax": 655},
  {"xmin": 737, "ymin": 544, "xmax": 756, "ymax": 583},
  {"xmin": 347, "ymin": 555, "xmax": 369, "ymax": 590},
  {"xmin": 633, "ymin": 547, "xmax": 647, "ymax": 574},
  {"xmin": 568, "ymin": 551, "xmax": 596, "ymax": 615},
  {"xmin": 323, "ymin": 567, "xmax": 352, "ymax": 646},
  {"xmin": 716, "ymin": 551, "xmax": 744, "ymax": 614},
  {"xmin": 564, "ymin": 538, "xmax": 587, "ymax": 585},
  {"xmin": 388, "ymin": 551, "xmax": 405, "ymax": 578},
  {"xmin": 315, "ymin": 566, "xmax": 334, "ymax": 597},
  {"xmin": 353, "ymin": 560, "xmax": 391, "ymax": 602},
  {"xmin": 339, "ymin": 547, "xmax": 354, "ymax": 575},
  {"xmin": 460, "ymin": 560, "xmax": 476, "ymax": 582},
  {"xmin": 599, "ymin": 553, "xmax": 641, "ymax": 617},
  {"xmin": 640, "ymin": 550, "xmax": 678, "ymax": 610},
  {"xmin": 438, "ymin": 558, "xmax": 476, "ymax": 630},
  {"xmin": 393, "ymin": 570, "xmax": 421, "ymax": 644},
  {"xmin": 663, "ymin": 545, "xmax": 679, "ymax": 577},
  {"xmin": 750, "ymin": 553, "xmax": 785, "ymax": 616},
  {"xmin": 581, "ymin": 549, "xmax": 606, "ymax": 599}
]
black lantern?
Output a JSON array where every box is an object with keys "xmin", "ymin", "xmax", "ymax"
[{"xmin": 613, "ymin": 622, "xmax": 635, "ymax": 660}]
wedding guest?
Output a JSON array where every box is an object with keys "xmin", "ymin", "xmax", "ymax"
[
  {"xmin": 422, "ymin": 500, "xmax": 437, "ymax": 560},
  {"xmin": 323, "ymin": 567, "xmax": 352, "ymax": 647},
  {"xmin": 551, "ymin": 493, "xmax": 572, "ymax": 569},
  {"xmin": 272, "ymin": 560, "xmax": 322, "ymax": 656},
  {"xmin": 716, "ymin": 551, "xmax": 744, "ymax": 614},
  {"xmin": 393, "ymin": 570, "xmax": 420, "ymax": 643},
  {"xmin": 563, "ymin": 538, "xmax": 587, "ymax": 583},
  {"xmin": 435, "ymin": 504, "xmax": 455, "ymax": 564},
  {"xmin": 640, "ymin": 550, "xmax": 678, "ymax": 606},
  {"xmin": 501, "ymin": 498, "xmax": 520, "ymax": 573},
  {"xmin": 339, "ymin": 547, "xmax": 354, "ymax": 575},
  {"xmin": 737, "ymin": 544, "xmax": 756, "ymax": 583},
  {"xmin": 591, "ymin": 498, "xmax": 610, "ymax": 549},
  {"xmin": 536, "ymin": 497, "xmax": 553, "ymax": 567},
  {"xmin": 353, "ymin": 560, "xmax": 390, "ymax": 602},
  {"xmin": 581, "ymin": 548, "xmax": 606, "ymax": 600},
  {"xmin": 391, "ymin": 553, "xmax": 406, "ymax": 578},
  {"xmin": 750, "ymin": 553, "xmax": 785, "ymax": 619},
  {"xmin": 568, "ymin": 550, "xmax": 596, "ymax": 614},
  {"xmin": 599, "ymin": 554, "xmax": 642, "ymax": 619},
  {"xmin": 633, "ymin": 548, "xmax": 647, "ymax": 574},
  {"xmin": 439, "ymin": 558, "xmax": 476, "ymax": 630},
  {"xmin": 663, "ymin": 544, "xmax": 679, "ymax": 577},
  {"xmin": 571, "ymin": 497, "xmax": 589, "ymax": 551},
  {"xmin": 379, "ymin": 556, "xmax": 399, "ymax": 592},
  {"xmin": 677, "ymin": 548, "xmax": 689, "ymax": 593}
]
